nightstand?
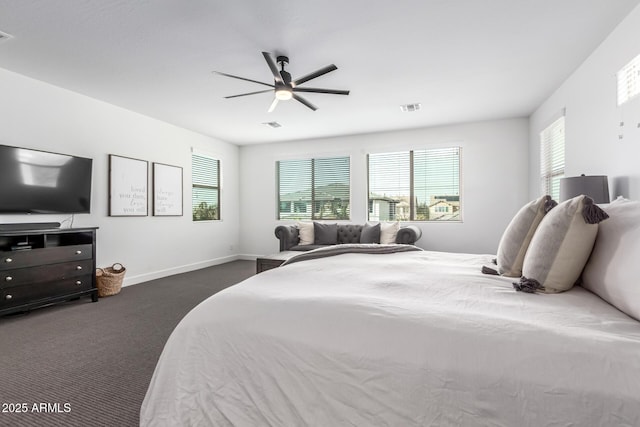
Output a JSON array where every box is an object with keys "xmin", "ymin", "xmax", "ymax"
[{"xmin": 256, "ymin": 251, "xmax": 299, "ymax": 274}]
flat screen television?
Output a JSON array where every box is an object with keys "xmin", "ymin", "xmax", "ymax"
[{"xmin": 0, "ymin": 144, "xmax": 93, "ymax": 214}]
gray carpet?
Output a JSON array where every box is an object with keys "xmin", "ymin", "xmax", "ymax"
[{"xmin": 0, "ymin": 260, "xmax": 255, "ymax": 427}]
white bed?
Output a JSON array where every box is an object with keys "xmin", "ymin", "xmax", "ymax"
[{"xmin": 140, "ymin": 249, "xmax": 640, "ymax": 426}]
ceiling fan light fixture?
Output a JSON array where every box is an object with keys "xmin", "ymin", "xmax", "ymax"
[
  {"xmin": 275, "ymin": 89, "xmax": 293, "ymax": 101},
  {"xmin": 215, "ymin": 52, "xmax": 348, "ymax": 112}
]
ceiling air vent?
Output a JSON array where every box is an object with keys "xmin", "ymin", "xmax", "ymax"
[
  {"xmin": 400, "ymin": 103, "xmax": 421, "ymax": 112},
  {"xmin": 0, "ymin": 30, "xmax": 13, "ymax": 43},
  {"xmin": 262, "ymin": 121, "xmax": 282, "ymax": 128}
]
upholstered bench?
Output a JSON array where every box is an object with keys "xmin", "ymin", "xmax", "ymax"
[{"xmin": 274, "ymin": 222, "xmax": 422, "ymax": 252}]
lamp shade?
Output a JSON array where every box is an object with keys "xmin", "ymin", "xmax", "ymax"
[{"xmin": 559, "ymin": 175, "xmax": 610, "ymax": 203}]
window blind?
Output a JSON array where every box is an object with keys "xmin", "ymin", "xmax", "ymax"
[
  {"xmin": 617, "ymin": 53, "xmax": 640, "ymax": 106},
  {"xmin": 368, "ymin": 147, "xmax": 461, "ymax": 222},
  {"xmin": 192, "ymin": 153, "xmax": 220, "ymax": 221},
  {"xmin": 539, "ymin": 116, "xmax": 565, "ymax": 201},
  {"xmin": 277, "ymin": 156, "xmax": 350, "ymax": 220}
]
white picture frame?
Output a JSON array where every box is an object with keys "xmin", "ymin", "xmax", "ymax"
[
  {"xmin": 152, "ymin": 162, "xmax": 183, "ymax": 216},
  {"xmin": 108, "ymin": 154, "xmax": 148, "ymax": 216}
]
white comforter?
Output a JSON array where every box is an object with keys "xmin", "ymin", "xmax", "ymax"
[{"xmin": 141, "ymin": 251, "xmax": 640, "ymax": 426}]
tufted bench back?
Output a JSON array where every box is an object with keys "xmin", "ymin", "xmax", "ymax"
[
  {"xmin": 275, "ymin": 223, "xmax": 422, "ymax": 252},
  {"xmin": 337, "ymin": 224, "xmax": 363, "ymax": 244}
]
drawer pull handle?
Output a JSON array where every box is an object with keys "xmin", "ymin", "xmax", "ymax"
[
  {"xmin": 76, "ymin": 250, "xmax": 82, "ymax": 255},
  {"xmin": 5, "ymin": 258, "xmax": 12, "ymax": 263},
  {"xmin": 5, "ymin": 294, "xmax": 12, "ymax": 300},
  {"xmin": 76, "ymin": 266, "xmax": 83, "ymax": 270},
  {"xmin": 75, "ymin": 280, "xmax": 82, "ymax": 285},
  {"xmin": 5, "ymin": 276, "xmax": 12, "ymax": 282}
]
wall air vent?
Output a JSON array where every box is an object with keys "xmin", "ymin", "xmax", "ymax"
[
  {"xmin": 262, "ymin": 121, "xmax": 282, "ymax": 128},
  {"xmin": 400, "ymin": 103, "xmax": 421, "ymax": 112},
  {"xmin": 0, "ymin": 30, "xmax": 13, "ymax": 43}
]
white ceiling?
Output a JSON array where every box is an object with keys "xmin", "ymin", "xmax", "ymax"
[{"xmin": 0, "ymin": 0, "xmax": 638, "ymax": 145}]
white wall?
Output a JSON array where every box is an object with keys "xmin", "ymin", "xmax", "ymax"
[
  {"xmin": 529, "ymin": 4, "xmax": 640, "ymax": 200},
  {"xmin": 0, "ymin": 68, "xmax": 240, "ymax": 286},
  {"xmin": 239, "ymin": 118, "xmax": 529, "ymax": 256}
]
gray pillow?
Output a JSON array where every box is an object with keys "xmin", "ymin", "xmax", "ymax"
[
  {"xmin": 313, "ymin": 222, "xmax": 338, "ymax": 245},
  {"xmin": 360, "ymin": 222, "xmax": 381, "ymax": 244},
  {"xmin": 517, "ymin": 195, "xmax": 608, "ymax": 293}
]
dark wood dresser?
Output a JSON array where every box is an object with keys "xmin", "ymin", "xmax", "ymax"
[{"xmin": 0, "ymin": 227, "xmax": 98, "ymax": 316}]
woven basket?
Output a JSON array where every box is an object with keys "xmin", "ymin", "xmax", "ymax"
[{"xmin": 96, "ymin": 263, "xmax": 126, "ymax": 297}]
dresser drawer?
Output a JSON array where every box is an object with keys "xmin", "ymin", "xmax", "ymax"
[
  {"xmin": 0, "ymin": 259, "xmax": 94, "ymax": 288},
  {"xmin": 0, "ymin": 244, "xmax": 92, "ymax": 270},
  {"xmin": 1, "ymin": 275, "xmax": 93, "ymax": 308}
]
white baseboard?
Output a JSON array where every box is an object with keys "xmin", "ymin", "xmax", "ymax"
[
  {"xmin": 237, "ymin": 254, "xmax": 261, "ymax": 260},
  {"xmin": 121, "ymin": 255, "xmax": 245, "ymax": 287}
]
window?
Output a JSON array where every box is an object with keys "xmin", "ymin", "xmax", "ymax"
[
  {"xmin": 277, "ymin": 156, "xmax": 350, "ymax": 220},
  {"xmin": 540, "ymin": 116, "xmax": 565, "ymax": 201},
  {"xmin": 368, "ymin": 147, "xmax": 461, "ymax": 222},
  {"xmin": 191, "ymin": 152, "xmax": 220, "ymax": 221},
  {"xmin": 293, "ymin": 201, "xmax": 307, "ymax": 213},
  {"xmin": 617, "ymin": 53, "xmax": 640, "ymax": 106}
]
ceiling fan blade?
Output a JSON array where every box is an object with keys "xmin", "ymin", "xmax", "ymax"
[
  {"xmin": 292, "ymin": 94, "xmax": 317, "ymax": 111},
  {"xmin": 213, "ymin": 71, "xmax": 274, "ymax": 88},
  {"xmin": 292, "ymin": 87, "xmax": 350, "ymax": 96},
  {"xmin": 268, "ymin": 98, "xmax": 279, "ymax": 113},
  {"xmin": 262, "ymin": 52, "xmax": 284, "ymax": 85},
  {"xmin": 292, "ymin": 64, "xmax": 337, "ymax": 86},
  {"xmin": 224, "ymin": 89, "xmax": 273, "ymax": 99}
]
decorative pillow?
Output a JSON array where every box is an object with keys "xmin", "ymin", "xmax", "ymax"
[
  {"xmin": 496, "ymin": 195, "xmax": 556, "ymax": 277},
  {"xmin": 313, "ymin": 222, "xmax": 338, "ymax": 245},
  {"xmin": 296, "ymin": 222, "xmax": 314, "ymax": 245},
  {"xmin": 582, "ymin": 197, "xmax": 640, "ymax": 321},
  {"xmin": 360, "ymin": 222, "xmax": 381, "ymax": 244},
  {"xmin": 380, "ymin": 221, "xmax": 400, "ymax": 244},
  {"xmin": 516, "ymin": 195, "xmax": 609, "ymax": 294}
]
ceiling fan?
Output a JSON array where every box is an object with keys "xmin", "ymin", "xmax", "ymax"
[{"xmin": 213, "ymin": 52, "xmax": 350, "ymax": 112}]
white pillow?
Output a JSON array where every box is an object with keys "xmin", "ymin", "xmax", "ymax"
[
  {"xmin": 380, "ymin": 221, "xmax": 400, "ymax": 244},
  {"xmin": 296, "ymin": 222, "xmax": 314, "ymax": 245},
  {"xmin": 582, "ymin": 197, "xmax": 640, "ymax": 321},
  {"xmin": 496, "ymin": 195, "xmax": 555, "ymax": 277}
]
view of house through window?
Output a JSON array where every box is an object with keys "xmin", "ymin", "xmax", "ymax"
[
  {"xmin": 368, "ymin": 147, "xmax": 461, "ymax": 221},
  {"xmin": 277, "ymin": 156, "xmax": 350, "ymax": 220},
  {"xmin": 540, "ymin": 116, "xmax": 565, "ymax": 201},
  {"xmin": 191, "ymin": 152, "xmax": 220, "ymax": 221}
]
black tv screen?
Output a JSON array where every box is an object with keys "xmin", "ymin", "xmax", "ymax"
[{"xmin": 0, "ymin": 145, "xmax": 93, "ymax": 214}]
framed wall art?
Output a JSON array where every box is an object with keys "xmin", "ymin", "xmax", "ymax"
[
  {"xmin": 152, "ymin": 162, "xmax": 183, "ymax": 216},
  {"xmin": 108, "ymin": 154, "xmax": 148, "ymax": 216}
]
